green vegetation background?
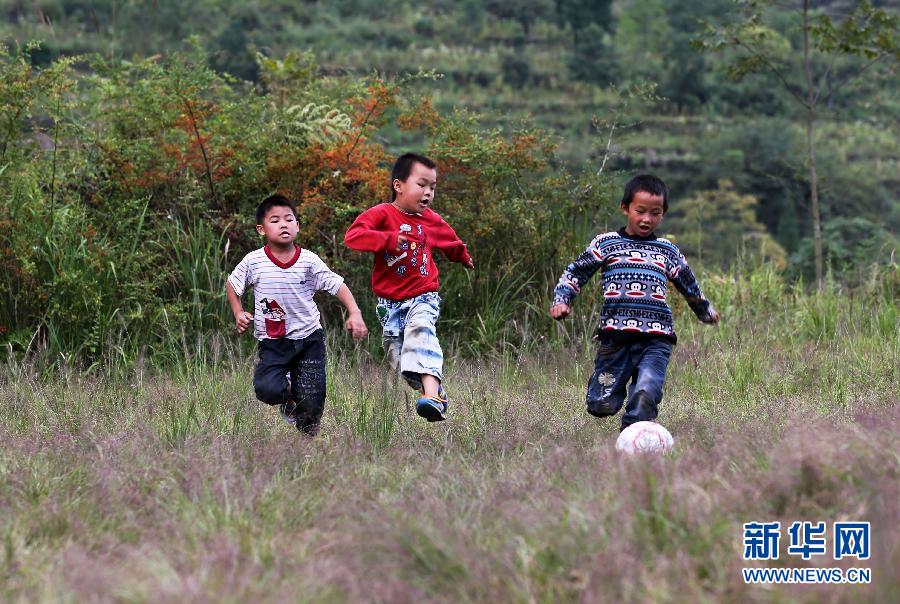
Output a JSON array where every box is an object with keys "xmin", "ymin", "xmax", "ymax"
[{"xmin": 0, "ymin": 0, "xmax": 897, "ymax": 362}]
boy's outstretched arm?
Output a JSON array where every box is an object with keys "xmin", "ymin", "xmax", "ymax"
[
  {"xmin": 550, "ymin": 236, "xmax": 605, "ymax": 320},
  {"xmin": 225, "ymin": 281, "xmax": 254, "ymax": 334},
  {"xmin": 335, "ymin": 284, "xmax": 368, "ymax": 339},
  {"xmin": 429, "ymin": 215, "xmax": 474, "ymax": 269},
  {"xmin": 669, "ymin": 253, "xmax": 719, "ymax": 324}
]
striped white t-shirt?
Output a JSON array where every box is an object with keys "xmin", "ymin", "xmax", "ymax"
[{"xmin": 227, "ymin": 245, "xmax": 344, "ymax": 341}]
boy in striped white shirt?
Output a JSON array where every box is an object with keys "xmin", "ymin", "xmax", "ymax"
[{"xmin": 226, "ymin": 195, "xmax": 368, "ymax": 435}]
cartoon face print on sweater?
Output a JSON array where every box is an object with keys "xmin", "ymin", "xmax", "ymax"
[
  {"xmin": 647, "ymin": 321, "xmax": 667, "ymax": 334},
  {"xmin": 650, "ymin": 253, "xmax": 667, "ymax": 269},
  {"xmin": 627, "ymin": 250, "xmax": 647, "ymax": 263},
  {"xmin": 622, "ymin": 318, "xmax": 642, "ymax": 331},
  {"xmin": 601, "ymin": 317, "xmax": 618, "ymax": 330},
  {"xmin": 625, "ymin": 281, "xmax": 647, "ymax": 297},
  {"xmin": 650, "ymin": 284, "xmax": 666, "ymax": 301},
  {"xmin": 604, "ymin": 282, "xmax": 622, "ymax": 298}
]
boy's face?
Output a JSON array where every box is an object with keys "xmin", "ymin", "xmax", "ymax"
[
  {"xmin": 256, "ymin": 205, "xmax": 299, "ymax": 246},
  {"xmin": 622, "ymin": 190, "xmax": 665, "ymax": 237},
  {"xmin": 393, "ymin": 162, "xmax": 437, "ymax": 214}
]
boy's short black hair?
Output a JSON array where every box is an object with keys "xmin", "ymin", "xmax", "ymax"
[
  {"xmin": 390, "ymin": 152, "xmax": 436, "ymax": 201},
  {"xmin": 621, "ymin": 174, "xmax": 669, "ymax": 212},
  {"xmin": 256, "ymin": 194, "xmax": 296, "ymax": 224}
]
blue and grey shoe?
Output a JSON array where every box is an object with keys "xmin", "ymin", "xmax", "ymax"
[
  {"xmin": 415, "ymin": 385, "xmax": 449, "ymax": 422},
  {"xmin": 415, "ymin": 396, "xmax": 447, "ymax": 422}
]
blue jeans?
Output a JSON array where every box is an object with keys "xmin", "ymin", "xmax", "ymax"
[
  {"xmin": 376, "ymin": 292, "xmax": 443, "ymax": 390},
  {"xmin": 586, "ymin": 338, "xmax": 673, "ymax": 430}
]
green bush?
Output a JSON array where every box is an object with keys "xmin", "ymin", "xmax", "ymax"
[{"xmin": 0, "ymin": 45, "xmax": 621, "ymax": 363}]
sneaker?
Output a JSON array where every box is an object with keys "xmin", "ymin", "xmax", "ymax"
[
  {"xmin": 415, "ymin": 396, "xmax": 447, "ymax": 422},
  {"xmin": 279, "ymin": 401, "xmax": 298, "ymax": 425},
  {"xmin": 435, "ymin": 384, "xmax": 449, "ymax": 406}
]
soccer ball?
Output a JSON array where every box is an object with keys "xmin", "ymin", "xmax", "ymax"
[{"xmin": 615, "ymin": 421, "xmax": 675, "ymax": 455}]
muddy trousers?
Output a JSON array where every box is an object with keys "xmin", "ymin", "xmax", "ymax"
[{"xmin": 586, "ymin": 337, "xmax": 673, "ymax": 431}]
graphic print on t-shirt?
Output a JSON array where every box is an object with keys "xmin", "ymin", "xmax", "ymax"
[
  {"xmin": 260, "ymin": 297, "xmax": 287, "ymax": 338},
  {"xmin": 385, "ymin": 223, "xmax": 430, "ymax": 278}
]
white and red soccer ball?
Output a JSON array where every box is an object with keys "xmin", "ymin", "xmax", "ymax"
[{"xmin": 615, "ymin": 421, "xmax": 675, "ymax": 455}]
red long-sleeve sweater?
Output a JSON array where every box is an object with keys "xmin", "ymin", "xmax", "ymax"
[{"xmin": 344, "ymin": 203, "xmax": 472, "ymax": 300}]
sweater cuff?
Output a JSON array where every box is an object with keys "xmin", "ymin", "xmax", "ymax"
[
  {"xmin": 552, "ymin": 288, "xmax": 574, "ymax": 307},
  {"xmin": 443, "ymin": 241, "xmax": 470, "ymax": 264},
  {"xmin": 692, "ymin": 300, "xmax": 715, "ymax": 323}
]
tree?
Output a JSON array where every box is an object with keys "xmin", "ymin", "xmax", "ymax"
[
  {"xmin": 697, "ymin": 0, "xmax": 899, "ymax": 288},
  {"xmin": 658, "ymin": 0, "xmax": 734, "ymax": 112},
  {"xmin": 696, "ymin": 117, "xmax": 805, "ymax": 252},
  {"xmin": 568, "ymin": 22, "xmax": 619, "ymax": 84},
  {"xmin": 486, "ymin": 0, "xmax": 555, "ymax": 37},
  {"xmin": 790, "ymin": 216, "xmax": 899, "ymax": 285},
  {"xmin": 556, "ymin": 0, "xmax": 619, "ymax": 83},
  {"xmin": 555, "ymin": 0, "xmax": 614, "ymax": 44},
  {"xmin": 664, "ymin": 180, "xmax": 787, "ymax": 270},
  {"xmin": 613, "ymin": 0, "xmax": 670, "ymax": 85},
  {"xmin": 209, "ymin": 8, "xmax": 262, "ymax": 82}
]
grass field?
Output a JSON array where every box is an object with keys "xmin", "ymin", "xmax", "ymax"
[{"xmin": 1, "ymin": 271, "xmax": 897, "ymax": 602}]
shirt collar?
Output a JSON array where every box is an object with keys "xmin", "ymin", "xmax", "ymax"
[{"xmin": 264, "ymin": 244, "xmax": 301, "ymax": 269}]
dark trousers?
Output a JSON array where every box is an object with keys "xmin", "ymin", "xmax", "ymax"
[
  {"xmin": 586, "ymin": 337, "xmax": 673, "ymax": 430},
  {"xmin": 254, "ymin": 329, "xmax": 327, "ymax": 432}
]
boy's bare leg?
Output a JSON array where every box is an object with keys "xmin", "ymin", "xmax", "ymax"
[{"xmin": 421, "ymin": 373, "xmax": 440, "ymax": 398}]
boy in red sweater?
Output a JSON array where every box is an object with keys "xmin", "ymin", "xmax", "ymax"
[{"xmin": 345, "ymin": 153, "xmax": 474, "ymax": 421}]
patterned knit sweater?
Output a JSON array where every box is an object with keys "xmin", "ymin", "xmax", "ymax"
[{"xmin": 553, "ymin": 228, "xmax": 716, "ymax": 344}]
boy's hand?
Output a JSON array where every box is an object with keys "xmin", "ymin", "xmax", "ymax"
[
  {"xmin": 345, "ymin": 311, "xmax": 368, "ymax": 340},
  {"xmin": 550, "ymin": 303, "xmax": 571, "ymax": 320},
  {"xmin": 707, "ymin": 307, "xmax": 720, "ymax": 325},
  {"xmin": 235, "ymin": 311, "xmax": 254, "ymax": 334},
  {"xmin": 463, "ymin": 256, "xmax": 475, "ymax": 270},
  {"xmin": 395, "ymin": 233, "xmax": 408, "ymax": 252}
]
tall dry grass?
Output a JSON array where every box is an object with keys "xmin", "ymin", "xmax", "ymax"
[{"xmin": 0, "ymin": 266, "xmax": 897, "ymax": 602}]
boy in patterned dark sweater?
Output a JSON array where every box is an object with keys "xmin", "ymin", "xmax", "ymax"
[{"xmin": 550, "ymin": 174, "xmax": 720, "ymax": 430}]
